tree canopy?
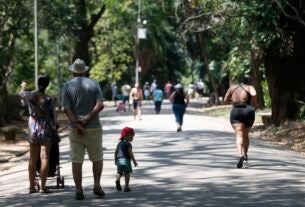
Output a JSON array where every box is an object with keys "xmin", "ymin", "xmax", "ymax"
[{"xmin": 1, "ymin": 0, "xmax": 305, "ymax": 125}]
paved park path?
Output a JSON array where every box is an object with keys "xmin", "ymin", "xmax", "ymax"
[{"xmin": 1, "ymin": 100, "xmax": 305, "ymax": 207}]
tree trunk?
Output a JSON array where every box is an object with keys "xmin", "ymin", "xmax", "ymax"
[
  {"xmin": 264, "ymin": 1, "xmax": 305, "ymax": 125},
  {"xmin": 0, "ymin": 86, "xmax": 8, "ymax": 126},
  {"xmin": 250, "ymin": 49, "xmax": 265, "ymax": 109},
  {"xmin": 265, "ymin": 31, "xmax": 305, "ymax": 125},
  {"xmin": 72, "ymin": 1, "xmax": 105, "ymax": 65},
  {"xmin": 0, "ymin": 33, "xmax": 15, "ymax": 126},
  {"xmin": 197, "ymin": 34, "xmax": 220, "ymax": 104}
]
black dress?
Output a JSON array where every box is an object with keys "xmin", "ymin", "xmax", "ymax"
[{"xmin": 229, "ymin": 85, "xmax": 255, "ymax": 128}]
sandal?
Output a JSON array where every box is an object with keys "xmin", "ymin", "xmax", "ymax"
[
  {"xmin": 93, "ymin": 186, "xmax": 105, "ymax": 197},
  {"xmin": 29, "ymin": 188, "xmax": 38, "ymax": 194},
  {"xmin": 40, "ymin": 188, "xmax": 52, "ymax": 194}
]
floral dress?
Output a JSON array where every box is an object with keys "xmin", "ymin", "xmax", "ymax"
[{"xmin": 20, "ymin": 90, "xmax": 56, "ymax": 144}]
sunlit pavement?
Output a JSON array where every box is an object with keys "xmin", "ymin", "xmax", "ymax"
[{"xmin": 1, "ymin": 99, "xmax": 305, "ymax": 207}]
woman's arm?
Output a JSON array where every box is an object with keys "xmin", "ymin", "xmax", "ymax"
[
  {"xmin": 249, "ymin": 85, "xmax": 258, "ymax": 109},
  {"xmin": 169, "ymin": 92, "xmax": 176, "ymax": 103},
  {"xmin": 223, "ymin": 87, "xmax": 232, "ymax": 104}
]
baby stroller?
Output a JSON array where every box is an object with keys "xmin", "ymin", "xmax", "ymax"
[
  {"xmin": 116, "ymin": 94, "xmax": 126, "ymax": 112},
  {"xmin": 35, "ymin": 142, "xmax": 64, "ymax": 189}
]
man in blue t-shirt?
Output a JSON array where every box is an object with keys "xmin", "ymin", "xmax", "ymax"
[{"xmin": 152, "ymin": 86, "xmax": 163, "ymax": 114}]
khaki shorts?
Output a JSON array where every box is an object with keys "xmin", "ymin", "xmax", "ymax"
[{"xmin": 69, "ymin": 128, "xmax": 103, "ymax": 163}]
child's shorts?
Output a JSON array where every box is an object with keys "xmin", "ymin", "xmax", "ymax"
[{"xmin": 117, "ymin": 159, "xmax": 132, "ymax": 175}]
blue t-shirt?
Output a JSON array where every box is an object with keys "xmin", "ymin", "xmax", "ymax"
[
  {"xmin": 116, "ymin": 140, "xmax": 132, "ymax": 160},
  {"xmin": 62, "ymin": 77, "xmax": 103, "ymax": 128},
  {"xmin": 152, "ymin": 89, "xmax": 163, "ymax": 102}
]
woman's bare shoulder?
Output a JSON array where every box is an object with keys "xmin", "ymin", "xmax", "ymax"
[{"xmin": 248, "ymin": 85, "xmax": 257, "ymax": 96}]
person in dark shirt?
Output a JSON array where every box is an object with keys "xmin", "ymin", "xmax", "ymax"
[
  {"xmin": 169, "ymin": 83, "xmax": 189, "ymax": 132},
  {"xmin": 114, "ymin": 127, "xmax": 138, "ymax": 192}
]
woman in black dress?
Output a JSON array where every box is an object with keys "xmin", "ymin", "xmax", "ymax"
[{"xmin": 224, "ymin": 77, "xmax": 258, "ymax": 168}]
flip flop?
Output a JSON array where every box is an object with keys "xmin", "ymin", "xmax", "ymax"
[
  {"xmin": 93, "ymin": 186, "xmax": 105, "ymax": 197},
  {"xmin": 40, "ymin": 188, "xmax": 52, "ymax": 194}
]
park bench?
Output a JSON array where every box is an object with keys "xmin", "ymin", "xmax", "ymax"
[{"xmin": 0, "ymin": 125, "xmax": 19, "ymax": 141}]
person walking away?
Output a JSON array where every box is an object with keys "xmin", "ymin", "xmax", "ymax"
[
  {"xmin": 143, "ymin": 82, "xmax": 150, "ymax": 102},
  {"xmin": 62, "ymin": 58, "xmax": 105, "ymax": 200},
  {"xmin": 114, "ymin": 127, "xmax": 138, "ymax": 192},
  {"xmin": 150, "ymin": 79, "xmax": 157, "ymax": 93},
  {"xmin": 187, "ymin": 84, "xmax": 195, "ymax": 99},
  {"xmin": 224, "ymin": 76, "xmax": 258, "ymax": 168},
  {"xmin": 19, "ymin": 75, "xmax": 57, "ymax": 194},
  {"xmin": 152, "ymin": 86, "xmax": 163, "ymax": 114},
  {"xmin": 130, "ymin": 83, "xmax": 144, "ymax": 120},
  {"xmin": 196, "ymin": 79, "xmax": 204, "ymax": 100},
  {"xmin": 111, "ymin": 82, "xmax": 118, "ymax": 106},
  {"xmin": 169, "ymin": 83, "xmax": 189, "ymax": 132},
  {"xmin": 121, "ymin": 83, "xmax": 131, "ymax": 110},
  {"xmin": 164, "ymin": 81, "xmax": 173, "ymax": 99}
]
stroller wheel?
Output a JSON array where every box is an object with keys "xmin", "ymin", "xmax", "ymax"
[
  {"xmin": 56, "ymin": 177, "xmax": 60, "ymax": 189},
  {"xmin": 61, "ymin": 176, "xmax": 65, "ymax": 188},
  {"xmin": 35, "ymin": 179, "xmax": 40, "ymax": 191}
]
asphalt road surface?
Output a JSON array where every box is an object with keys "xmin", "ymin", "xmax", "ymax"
[{"xmin": 1, "ymin": 100, "xmax": 305, "ymax": 207}]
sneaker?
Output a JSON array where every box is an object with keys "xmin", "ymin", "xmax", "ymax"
[
  {"xmin": 115, "ymin": 180, "xmax": 122, "ymax": 191},
  {"xmin": 75, "ymin": 192, "xmax": 85, "ymax": 200},
  {"xmin": 93, "ymin": 186, "xmax": 105, "ymax": 197},
  {"xmin": 237, "ymin": 156, "xmax": 245, "ymax": 168},
  {"xmin": 124, "ymin": 187, "xmax": 131, "ymax": 192}
]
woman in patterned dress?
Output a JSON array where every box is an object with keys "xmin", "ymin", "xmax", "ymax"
[{"xmin": 20, "ymin": 75, "xmax": 57, "ymax": 193}]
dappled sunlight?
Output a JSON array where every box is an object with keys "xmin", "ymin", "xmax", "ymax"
[{"xmin": 1, "ymin": 101, "xmax": 305, "ymax": 206}]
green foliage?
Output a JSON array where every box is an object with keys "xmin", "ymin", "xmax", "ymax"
[
  {"xmin": 298, "ymin": 101, "xmax": 305, "ymax": 120},
  {"xmin": 226, "ymin": 47, "xmax": 250, "ymax": 80},
  {"xmin": 262, "ymin": 80, "xmax": 271, "ymax": 108}
]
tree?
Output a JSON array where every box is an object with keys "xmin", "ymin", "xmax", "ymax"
[
  {"xmin": 264, "ymin": 0, "xmax": 305, "ymax": 124},
  {"xmin": 0, "ymin": 1, "xmax": 32, "ymax": 125}
]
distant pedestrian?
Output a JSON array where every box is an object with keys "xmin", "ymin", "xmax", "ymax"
[
  {"xmin": 150, "ymin": 79, "xmax": 157, "ymax": 93},
  {"xmin": 62, "ymin": 58, "xmax": 105, "ymax": 200},
  {"xmin": 224, "ymin": 76, "xmax": 258, "ymax": 168},
  {"xmin": 195, "ymin": 79, "xmax": 204, "ymax": 99},
  {"xmin": 114, "ymin": 127, "xmax": 138, "ymax": 192},
  {"xmin": 143, "ymin": 82, "xmax": 150, "ymax": 101},
  {"xmin": 19, "ymin": 75, "xmax": 58, "ymax": 194},
  {"xmin": 112, "ymin": 82, "xmax": 118, "ymax": 106},
  {"xmin": 170, "ymin": 83, "xmax": 189, "ymax": 132},
  {"xmin": 121, "ymin": 83, "xmax": 131, "ymax": 107},
  {"xmin": 164, "ymin": 81, "xmax": 173, "ymax": 99},
  {"xmin": 130, "ymin": 83, "xmax": 144, "ymax": 120},
  {"xmin": 187, "ymin": 83, "xmax": 195, "ymax": 98},
  {"xmin": 152, "ymin": 86, "xmax": 163, "ymax": 114}
]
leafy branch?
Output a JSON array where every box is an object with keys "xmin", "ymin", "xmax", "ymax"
[{"xmin": 272, "ymin": 0, "xmax": 305, "ymax": 27}]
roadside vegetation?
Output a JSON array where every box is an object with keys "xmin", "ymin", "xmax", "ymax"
[{"xmin": 1, "ymin": 0, "xmax": 305, "ymax": 142}]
